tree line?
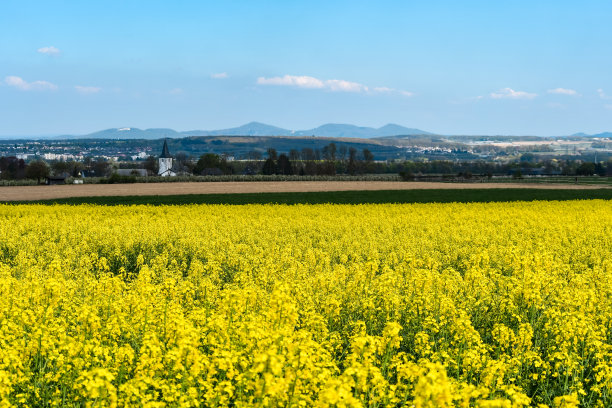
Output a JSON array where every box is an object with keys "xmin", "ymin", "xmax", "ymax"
[{"xmin": 1, "ymin": 141, "xmax": 611, "ymax": 183}]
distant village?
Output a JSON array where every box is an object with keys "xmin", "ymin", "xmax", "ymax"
[{"xmin": 0, "ymin": 135, "xmax": 611, "ymax": 184}]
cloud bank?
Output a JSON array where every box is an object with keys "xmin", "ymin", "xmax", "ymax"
[
  {"xmin": 256, "ymin": 74, "xmax": 412, "ymax": 96},
  {"xmin": 547, "ymin": 88, "xmax": 578, "ymax": 96},
  {"xmin": 4, "ymin": 76, "xmax": 58, "ymax": 91},
  {"xmin": 37, "ymin": 46, "xmax": 60, "ymax": 56},
  {"xmin": 490, "ymin": 88, "xmax": 537, "ymax": 99},
  {"xmin": 75, "ymin": 85, "xmax": 101, "ymax": 94}
]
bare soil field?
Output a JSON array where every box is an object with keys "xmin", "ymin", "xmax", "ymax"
[{"xmin": 0, "ymin": 181, "xmax": 607, "ymax": 202}]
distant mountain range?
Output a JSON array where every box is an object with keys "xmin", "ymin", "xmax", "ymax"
[
  {"xmin": 2, "ymin": 123, "xmax": 611, "ymax": 140},
  {"xmin": 570, "ymin": 132, "xmax": 612, "ymax": 138},
  {"xmin": 71, "ymin": 122, "xmax": 435, "ymax": 140}
]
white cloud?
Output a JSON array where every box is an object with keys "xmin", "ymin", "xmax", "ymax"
[
  {"xmin": 169, "ymin": 88, "xmax": 183, "ymax": 95},
  {"xmin": 372, "ymin": 86, "xmax": 414, "ymax": 97},
  {"xmin": 605, "ymin": 104, "xmax": 612, "ymax": 110},
  {"xmin": 490, "ymin": 87, "xmax": 537, "ymax": 99},
  {"xmin": 597, "ymin": 89, "xmax": 610, "ymax": 99},
  {"xmin": 257, "ymin": 75, "xmax": 325, "ymax": 89},
  {"xmin": 211, "ymin": 72, "xmax": 228, "ymax": 79},
  {"xmin": 4, "ymin": 76, "xmax": 58, "ymax": 91},
  {"xmin": 547, "ymin": 88, "xmax": 578, "ymax": 96},
  {"xmin": 257, "ymin": 74, "xmax": 413, "ymax": 96},
  {"xmin": 373, "ymin": 86, "xmax": 393, "ymax": 93},
  {"xmin": 325, "ymin": 79, "xmax": 367, "ymax": 92},
  {"xmin": 75, "ymin": 85, "xmax": 101, "ymax": 94},
  {"xmin": 37, "ymin": 46, "xmax": 60, "ymax": 56}
]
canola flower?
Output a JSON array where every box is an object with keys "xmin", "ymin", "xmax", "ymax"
[{"xmin": 0, "ymin": 201, "xmax": 610, "ymax": 407}]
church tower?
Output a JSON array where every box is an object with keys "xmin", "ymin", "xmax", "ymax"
[{"xmin": 158, "ymin": 139, "xmax": 175, "ymax": 176}]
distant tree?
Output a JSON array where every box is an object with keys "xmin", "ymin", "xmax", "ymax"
[
  {"xmin": 362, "ymin": 149, "xmax": 374, "ymax": 173},
  {"xmin": 362, "ymin": 149, "xmax": 374, "ymax": 162},
  {"xmin": 338, "ymin": 144, "xmax": 348, "ymax": 161},
  {"xmin": 174, "ymin": 152, "xmax": 192, "ymax": 173},
  {"xmin": 288, "ymin": 149, "xmax": 300, "ymax": 161},
  {"xmin": 0, "ymin": 157, "xmax": 26, "ymax": 179},
  {"xmin": 520, "ymin": 153, "xmax": 536, "ymax": 163},
  {"xmin": 347, "ymin": 147, "xmax": 358, "ymax": 175},
  {"xmin": 67, "ymin": 161, "xmax": 84, "ymax": 177},
  {"xmin": 277, "ymin": 154, "xmax": 293, "ymax": 175},
  {"xmin": 246, "ymin": 150, "xmax": 263, "ymax": 160},
  {"xmin": 399, "ymin": 169, "xmax": 415, "ymax": 181},
  {"xmin": 301, "ymin": 148, "xmax": 316, "ymax": 161},
  {"xmin": 196, "ymin": 153, "xmax": 220, "ymax": 171},
  {"xmin": 328, "ymin": 143, "xmax": 337, "ymax": 161},
  {"xmin": 317, "ymin": 161, "xmax": 336, "ymax": 175},
  {"xmin": 322, "ymin": 145, "xmax": 330, "ymax": 161},
  {"xmin": 25, "ymin": 160, "xmax": 49, "ymax": 184},
  {"xmin": 93, "ymin": 158, "xmax": 111, "ymax": 177},
  {"xmin": 304, "ymin": 161, "xmax": 317, "ymax": 175},
  {"xmin": 576, "ymin": 162, "xmax": 596, "ymax": 176},
  {"xmin": 143, "ymin": 156, "xmax": 158, "ymax": 175},
  {"xmin": 267, "ymin": 148, "xmax": 278, "ymax": 161},
  {"xmin": 262, "ymin": 158, "xmax": 277, "ymax": 175},
  {"xmin": 195, "ymin": 153, "xmax": 232, "ymax": 175},
  {"xmin": 51, "ymin": 161, "xmax": 69, "ymax": 176}
]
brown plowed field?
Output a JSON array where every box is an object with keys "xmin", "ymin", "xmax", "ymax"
[{"xmin": 0, "ymin": 181, "xmax": 606, "ymax": 202}]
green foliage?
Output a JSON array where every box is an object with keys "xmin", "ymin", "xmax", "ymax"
[
  {"xmin": 262, "ymin": 158, "xmax": 277, "ymax": 175},
  {"xmin": 576, "ymin": 162, "xmax": 596, "ymax": 176},
  {"xmin": 100, "ymin": 173, "xmax": 137, "ymax": 184},
  {"xmin": 25, "ymin": 160, "xmax": 50, "ymax": 183},
  {"xmin": 194, "ymin": 153, "xmax": 232, "ymax": 175},
  {"xmin": 9, "ymin": 188, "xmax": 612, "ymax": 206}
]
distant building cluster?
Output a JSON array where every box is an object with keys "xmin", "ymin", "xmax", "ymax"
[{"xmin": 42, "ymin": 153, "xmax": 83, "ymax": 161}]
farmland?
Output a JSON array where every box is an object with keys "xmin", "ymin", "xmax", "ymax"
[
  {"xmin": 0, "ymin": 180, "xmax": 609, "ymax": 202},
  {"xmin": 1, "ymin": 201, "xmax": 611, "ymax": 407}
]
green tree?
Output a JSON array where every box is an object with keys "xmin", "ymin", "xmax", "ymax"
[
  {"xmin": 277, "ymin": 154, "xmax": 293, "ymax": 175},
  {"xmin": 262, "ymin": 158, "xmax": 277, "ymax": 175},
  {"xmin": 143, "ymin": 156, "xmax": 158, "ymax": 175},
  {"xmin": 288, "ymin": 149, "xmax": 300, "ymax": 161},
  {"xmin": 25, "ymin": 160, "xmax": 50, "ymax": 184},
  {"xmin": 347, "ymin": 147, "xmax": 358, "ymax": 175},
  {"xmin": 267, "ymin": 148, "xmax": 278, "ymax": 161},
  {"xmin": 576, "ymin": 162, "xmax": 596, "ymax": 176},
  {"xmin": 362, "ymin": 149, "xmax": 374, "ymax": 173},
  {"xmin": 93, "ymin": 158, "xmax": 111, "ymax": 177},
  {"xmin": 51, "ymin": 161, "xmax": 69, "ymax": 176},
  {"xmin": 194, "ymin": 153, "xmax": 232, "ymax": 175}
]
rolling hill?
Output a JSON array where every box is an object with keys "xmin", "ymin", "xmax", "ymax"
[{"xmin": 73, "ymin": 122, "xmax": 434, "ymax": 139}]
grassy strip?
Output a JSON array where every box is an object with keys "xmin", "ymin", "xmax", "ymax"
[{"xmin": 3, "ymin": 188, "xmax": 612, "ymax": 206}]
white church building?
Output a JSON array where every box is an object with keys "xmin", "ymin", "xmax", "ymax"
[{"xmin": 158, "ymin": 139, "xmax": 176, "ymax": 177}]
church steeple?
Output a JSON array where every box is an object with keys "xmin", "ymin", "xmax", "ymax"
[
  {"xmin": 158, "ymin": 139, "xmax": 175, "ymax": 176},
  {"xmin": 160, "ymin": 139, "xmax": 172, "ymax": 158}
]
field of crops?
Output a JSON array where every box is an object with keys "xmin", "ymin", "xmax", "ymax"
[{"xmin": 0, "ymin": 201, "xmax": 611, "ymax": 407}]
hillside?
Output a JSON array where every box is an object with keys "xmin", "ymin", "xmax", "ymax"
[{"xmin": 56, "ymin": 122, "xmax": 435, "ymax": 140}]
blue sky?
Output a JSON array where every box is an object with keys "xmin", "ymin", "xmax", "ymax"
[{"xmin": 1, "ymin": 0, "xmax": 611, "ymax": 136}]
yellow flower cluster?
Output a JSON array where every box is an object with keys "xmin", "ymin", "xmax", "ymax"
[{"xmin": 0, "ymin": 201, "xmax": 610, "ymax": 407}]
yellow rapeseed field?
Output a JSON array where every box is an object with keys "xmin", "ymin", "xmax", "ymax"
[{"xmin": 0, "ymin": 201, "xmax": 611, "ymax": 408}]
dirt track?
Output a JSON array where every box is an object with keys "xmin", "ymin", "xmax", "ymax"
[{"xmin": 0, "ymin": 181, "xmax": 607, "ymax": 202}]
